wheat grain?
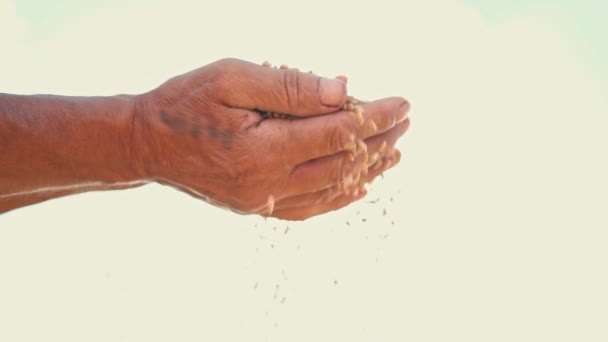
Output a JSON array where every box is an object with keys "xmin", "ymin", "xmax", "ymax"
[
  {"xmin": 370, "ymin": 152, "xmax": 379, "ymax": 164},
  {"xmin": 355, "ymin": 107, "xmax": 364, "ymax": 126},
  {"xmin": 379, "ymin": 141, "xmax": 387, "ymax": 154}
]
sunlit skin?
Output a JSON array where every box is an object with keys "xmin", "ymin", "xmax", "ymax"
[{"xmin": 0, "ymin": 58, "xmax": 410, "ymax": 220}]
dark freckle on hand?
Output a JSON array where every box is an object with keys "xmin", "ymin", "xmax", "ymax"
[
  {"xmin": 160, "ymin": 109, "xmax": 171, "ymax": 124},
  {"xmin": 208, "ymin": 126, "xmax": 233, "ymax": 149},
  {"xmin": 208, "ymin": 126, "xmax": 219, "ymax": 139},
  {"xmin": 191, "ymin": 126, "xmax": 201, "ymax": 139},
  {"xmin": 159, "ymin": 109, "xmax": 187, "ymax": 133}
]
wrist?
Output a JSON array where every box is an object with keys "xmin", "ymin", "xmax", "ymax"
[
  {"xmin": 129, "ymin": 91, "xmax": 162, "ymax": 181},
  {"xmin": 68, "ymin": 94, "xmax": 148, "ymax": 185}
]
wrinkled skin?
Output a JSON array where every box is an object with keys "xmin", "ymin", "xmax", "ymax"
[{"xmin": 133, "ymin": 58, "xmax": 410, "ymax": 220}]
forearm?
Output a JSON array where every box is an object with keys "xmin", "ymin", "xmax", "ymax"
[{"xmin": 0, "ymin": 93, "xmax": 147, "ymax": 213}]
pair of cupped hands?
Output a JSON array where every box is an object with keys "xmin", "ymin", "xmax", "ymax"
[{"xmin": 134, "ymin": 58, "xmax": 410, "ymax": 220}]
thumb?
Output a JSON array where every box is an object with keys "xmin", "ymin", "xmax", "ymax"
[{"xmin": 216, "ymin": 59, "xmax": 347, "ymax": 117}]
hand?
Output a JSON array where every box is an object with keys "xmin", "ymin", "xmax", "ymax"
[{"xmin": 132, "ymin": 58, "xmax": 410, "ymax": 220}]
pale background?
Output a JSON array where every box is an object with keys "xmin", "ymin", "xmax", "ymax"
[{"xmin": 1, "ymin": 0, "xmax": 607, "ymax": 341}]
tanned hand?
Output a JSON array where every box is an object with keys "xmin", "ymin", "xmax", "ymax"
[{"xmin": 0, "ymin": 58, "xmax": 410, "ymax": 220}]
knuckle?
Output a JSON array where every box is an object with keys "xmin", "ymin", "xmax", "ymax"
[
  {"xmin": 214, "ymin": 57, "xmax": 241, "ymax": 70},
  {"xmin": 333, "ymin": 156, "xmax": 346, "ymax": 184},
  {"xmin": 206, "ymin": 73, "xmax": 230, "ymax": 97},
  {"xmin": 281, "ymin": 69, "xmax": 301, "ymax": 112},
  {"xmin": 325, "ymin": 119, "xmax": 353, "ymax": 153},
  {"xmin": 324, "ymin": 127, "xmax": 343, "ymax": 155},
  {"xmin": 208, "ymin": 58, "xmax": 243, "ymax": 88}
]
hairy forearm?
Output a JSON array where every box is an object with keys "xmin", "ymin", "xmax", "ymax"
[{"xmin": 0, "ymin": 93, "xmax": 147, "ymax": 213}]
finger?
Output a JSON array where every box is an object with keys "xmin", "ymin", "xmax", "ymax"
[
  {"xmin": 272, "ymin": 187, "xmax": 367, "ymax": 221},
  {"xmin": 265, "ymin": 97, "xmax": 409, "ymax": 165},
  {"xmin": 335, "ymin": 75, "xmax": 348, "ymax": 84},
  {"xmin": 213, "ymin": 58, "xmax": 347, "ymax": 116},
  {"xmin": 281, "ymin": 118, "xmax": 410, "ymax": 196},
  {"xmin": 271, "ymin": 150, "xmax": 402, "ymax": 220},
  {"xmin": 278, "ymin": 148, "xmax": 400, "ymax": 213},
  {"xmin": 365, "ymin": 119, "xmax": 410, "ymax": 166},
  {"xmin": 274, "ymin": 184, "xmax": 348, "ymax": 211},
  {"xmin": 283, "ymin": 141, "xmax": 368, "ymax": 197}
]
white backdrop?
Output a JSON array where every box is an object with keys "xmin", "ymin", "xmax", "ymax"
[{"xmin": 1, "ymin": 0, "xmax": 607, "ymax": 341}]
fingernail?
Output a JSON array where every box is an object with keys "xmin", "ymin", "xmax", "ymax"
[
  {"xmin": 335, "ymin": 75, "xmax": 348, "ymax": 84},
  {"xmin": 319, "ymin": 77, "xmax": 346, "ymax": 107},
  {"xmin": 396, "ymin": 100, "xmax": 410, "ymax": 123}
]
